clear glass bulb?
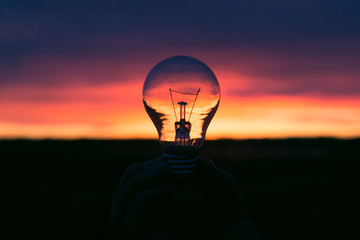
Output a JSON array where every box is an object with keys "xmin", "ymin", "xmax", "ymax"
[{"xmin": 143, "ymin": 56, "xmax": 220, "ymax": 174}]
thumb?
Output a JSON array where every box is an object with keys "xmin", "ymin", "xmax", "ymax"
[{"xmin": 121, "ymin": 184, "xmax": 171, "ymax": 235}]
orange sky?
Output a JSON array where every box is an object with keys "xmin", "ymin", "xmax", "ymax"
[
  {"xmin": 1, "ymin": 1, "xmax": 360, "ymax": 140},
  {"xmin": 1, "ymin": 62, "xmax": 359, "ymax": 140}
]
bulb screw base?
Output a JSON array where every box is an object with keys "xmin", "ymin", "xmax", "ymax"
[
  {"xmin": 162, "ymin": 144, "xmax": 199, "ymax": 175},
  {"xmin": 163, "ymin": 153, "xmax": 198, "ymax": 175}
]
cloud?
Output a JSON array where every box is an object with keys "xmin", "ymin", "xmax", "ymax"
[
  {"xmin": 1, "ymin": 0, "xmax": 360, "ymax": 56},
  {"xmin": 1, "ymin": 0, "xmax": 360, "ymax": 95}
]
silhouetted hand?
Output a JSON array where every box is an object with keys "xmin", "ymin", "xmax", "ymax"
[
  {"xmin": 182, "ymin": 156, "xmax": 263, "ymax": 239},
  {"xmin": 109, "ymin": 157, "xmax": 174, "ymax": 239},
  {"xmin": 109, "ymin": 156, "xmax": 262, "ymax": 239}
]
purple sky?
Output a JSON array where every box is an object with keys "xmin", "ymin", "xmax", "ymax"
[{"xmin": 1, "ymin": 0, "xmax": 360, "ymax": 139}]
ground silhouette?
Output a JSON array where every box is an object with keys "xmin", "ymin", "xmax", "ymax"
[{"xmin": 1, "ymin": 138, "xmax": 359, "ymax": 239}]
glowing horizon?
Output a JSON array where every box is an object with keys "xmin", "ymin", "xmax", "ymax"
[
  {"xmin": 1, "ymin": 2, "xmax": 359, "ymax": 140},
  {"xmin": 1, "ymin": 74, "xmax": 359, "ymax": 140}
]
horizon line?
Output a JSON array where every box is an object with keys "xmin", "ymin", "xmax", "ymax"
[{"xmin": 1, "ymin": 136, "xmax": 359, "ymax": 141}]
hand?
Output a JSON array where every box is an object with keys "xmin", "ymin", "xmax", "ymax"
[
  {"xmin": 196, "ymin": 156, "xmax": 249, "ymax": 223},
  {"xmin": 181, "ymin": 156, "xmax": 263, "ymax": 239},
  {"xmin": 109, "ymin": 156, "xmax": 262, "ymax": 240},
  {"xmin": 109, "ymin": 157, "xmax": 174, "ymax": 239}
]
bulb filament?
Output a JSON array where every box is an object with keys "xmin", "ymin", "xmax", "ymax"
[{"xmin": 169, "ymin": 88, "xmax": 200, "ymax": 146}]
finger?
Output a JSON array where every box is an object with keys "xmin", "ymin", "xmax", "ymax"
[
  {"xmin": 110, "ymin": 161, "xmax": 172, "ymax": 226},
  {"xmin": 196, "ymin": 156, "xmax": 248, "ymax": 221},
  {"xmin": 121, "ymin": 184, "xmax": 170, "ymax": 234},
  {"xmin": 196, "ymin": 155, "xmax": 217, "ymax": 177},
  {"xmin": 121, "ymin": 161, "xmax": 172, "ymax": 204},
  {"xmin": 110, "ymin": 157, "xmax": 163, "ymax": 218},
  {"xmin": 197, "ymin": 156, "xmax": 235, "ymax": 186},
  {"xmin": 196, "ymin": 156, "xmax": 239, "ymax": 200},
  {"xmin": 115, "ymin": 157, "xmax": 164, "ymax": 198}
]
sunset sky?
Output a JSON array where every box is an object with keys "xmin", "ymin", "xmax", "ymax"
[{"xmin": 1, "ymin": 0, "xmax": 359, "ymax": 139}]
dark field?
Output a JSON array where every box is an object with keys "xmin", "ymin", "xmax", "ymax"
[{"xmin": 1, "ymin": 139, "xmax": 359, "ymax": 240}]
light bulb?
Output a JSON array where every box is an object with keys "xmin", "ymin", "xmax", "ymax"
[{"xmin": 143, "ymin": 56, "xmax": 220, "ymax": 174}]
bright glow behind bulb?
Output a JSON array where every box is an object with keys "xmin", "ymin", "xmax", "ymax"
[{"xmin": 143, "ymin": 56, "xmax": 220, "ymax": 153}]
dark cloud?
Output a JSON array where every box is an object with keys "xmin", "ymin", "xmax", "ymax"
[
  {"xmin": 2, "ymin": 0, "xmax": 360, "ymax": 54},
  {"xmin": 1, "ymin": 0, "xmax": 360, "ymax": 96},
  {"xmin": 229, "ymin": 77, "xmax": 360, "ymax": 97}
]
